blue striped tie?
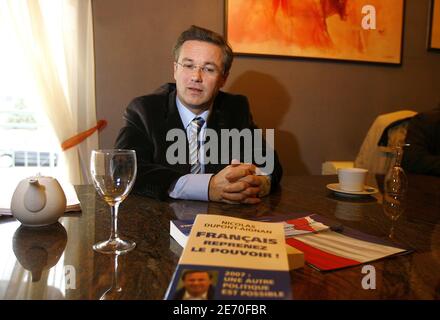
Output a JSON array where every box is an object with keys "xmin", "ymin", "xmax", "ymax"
[{"xmin": 189, "ymin": 117, "xmax": 205, "ymax": 174}]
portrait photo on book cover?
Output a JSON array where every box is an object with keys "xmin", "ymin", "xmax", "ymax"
[{"xmin": 172, "ymin": 269, "xmax": 218, "ymax": 300}]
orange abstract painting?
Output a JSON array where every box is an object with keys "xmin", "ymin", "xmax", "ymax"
[
  {"xmin": 226, "ymin": 0, "xmax": 404, "ymax": 64},
  {"xmin": 429, "ymin": 0, "xmax": 440, "ymax": 50}
]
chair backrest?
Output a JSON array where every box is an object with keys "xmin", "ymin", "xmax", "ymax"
[{"xmin": 354, "ymin": 110, "xmax": 417, "ymax": 174}]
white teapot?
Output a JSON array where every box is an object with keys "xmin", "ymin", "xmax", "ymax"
[{"xmin": 11, "ymin": 176, "xmax": 67, "ymax": 227}]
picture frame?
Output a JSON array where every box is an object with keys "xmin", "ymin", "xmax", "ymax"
[
  {"xmin": 428, "ymin": 0, "xmax": 440, "ymax": 51},
  {"xmin": 225, "ymin": 0, "xmax": 405, "ymax": 65}
]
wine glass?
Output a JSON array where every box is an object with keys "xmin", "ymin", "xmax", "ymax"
[
  {"xmin": 100, "ymin": 253, "xmax": 123, "ymax": 300},
  {"xmin": 90, "ymin": 149, "xmax": 137, "ymax": 254},
  {"xmin": 383, "ymin": 145, "xmax": 407, "ymax": 239}
]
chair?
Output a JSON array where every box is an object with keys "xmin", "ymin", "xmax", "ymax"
[{"xmin": 322, "ymin": 110, "xmax": 417, "ymax": 175}]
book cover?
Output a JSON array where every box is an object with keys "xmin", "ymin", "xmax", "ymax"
[
  {"xmin": 170, "ymin": 214, "xmax": 325, "ymax": 271},
  {"xmin": 164, "ymin": 214, "xmax": 292, "ymax": 300},
  {"xmin": 170, "ymin": 213, "xmax": 330, "ymax": 248}
]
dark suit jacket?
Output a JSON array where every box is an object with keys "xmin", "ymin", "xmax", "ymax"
[
  {"xmin": 402, "ymin": 107, "xmax": 440, "ymax": 176},
  {"xmin": 115, "ymin": 83, "xmax": 283, "ymax": 199}
]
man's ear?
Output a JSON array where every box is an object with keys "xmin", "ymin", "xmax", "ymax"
[{"xmin": 173, "ymin": 62, "xmax": 178, "ymax": 81}]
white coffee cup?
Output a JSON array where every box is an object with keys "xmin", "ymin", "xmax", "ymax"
[{"xmin": 337, "ymin": 168, "xmax": 368, "ymax": 192}]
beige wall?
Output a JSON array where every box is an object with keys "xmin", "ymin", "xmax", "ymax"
[{"xmin": 92, "ymin": 0, "xmax": 440, "ymax": 175}]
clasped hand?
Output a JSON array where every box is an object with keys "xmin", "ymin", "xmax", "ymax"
[{"xmin": 208, "ymin": 161, "xmax": 270, "ymax": 204}]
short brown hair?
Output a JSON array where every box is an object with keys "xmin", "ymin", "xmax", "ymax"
[
  {"xmin": 173, "ymin": 25, "xmax": 233, "ymax": 75},
  {"xmin": 181, "ymin": 270, "xmax": 212, "ymax": 280}
]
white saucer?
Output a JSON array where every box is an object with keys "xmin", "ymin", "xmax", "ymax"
[{"xmin": 326, "ymin": 183, "xmax": 378, "ymax": 197}]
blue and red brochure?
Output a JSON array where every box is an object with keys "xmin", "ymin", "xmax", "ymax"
[{"xmin": 170, "ymin": 213, "xmax": 410, "ymax": 272}]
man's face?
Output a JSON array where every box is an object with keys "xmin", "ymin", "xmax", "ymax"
[
  {"xmin": 182, "ymin": 272, "xmax": 212, "ymax": 297},
  {"xmin": 174, "ymin": 40, "xmax": 227, "ymax": 114}
]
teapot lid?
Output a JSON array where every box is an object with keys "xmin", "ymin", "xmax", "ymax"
[{"xmin": 27, "ymin": 175, "xmax": 56, "ymax": 181}]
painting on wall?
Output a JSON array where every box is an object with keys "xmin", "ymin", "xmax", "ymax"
[
  {"xmin": 225, "ymin": 0, "xmax": 405, "ymax": 64},
  {"xmin": 428, "ymin": 0, "xmax": 440, "ymax": 50}
]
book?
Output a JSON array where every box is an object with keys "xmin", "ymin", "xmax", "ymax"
[
  {"xmin": 170, "ymin": 213, "xmax": 330, "ymax": 248},
  {"xmin": 170, "ymin": 213, "xmax": 410, "ymax": 272},
  {"xmin": 164, "ymin": 214, "xmax": 292, "ymax": 300},
  {"xmin": 170, "ymin": 214, "xmax": 325, "ymax": 270}
]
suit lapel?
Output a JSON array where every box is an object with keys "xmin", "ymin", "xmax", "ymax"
[
  {"xmin": 205, "ymin": 93, "xmax": 228, "ymax": 173},
  {"xmin": 164, "ymin": 89, "xmax": 191, "ymax": 173}
]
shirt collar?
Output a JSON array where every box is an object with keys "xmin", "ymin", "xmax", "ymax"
[{"xmin": 176, "ymin": 96, "xmax": 209, "ymax": 129}]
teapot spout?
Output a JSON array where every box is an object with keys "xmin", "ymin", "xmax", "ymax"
[{"xmin": 24, "ymin": 179, "xmax": 47, "ymax": 213}]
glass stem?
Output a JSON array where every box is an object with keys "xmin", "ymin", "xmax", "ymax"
[
  {"xmin": 389, "ymin": 223, "xmax": 395, "ymax": 240},
  {"xmin": 394, "ymin": 146, "xmax": 403, "ymax": 167},
  {"xmin": 109, "ymin": 202, "xmax": 120, "ymax": 241},
  {"xmin": 114, "ymin": 254, "xmax": 121, "ymax": 291}
]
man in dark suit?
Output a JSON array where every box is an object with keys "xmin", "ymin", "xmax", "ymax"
[
  {"xmin": 172, "ymin": 270, "xmax": 215, "ymax": 300},
  {"xmin": 115, "ymin": 25, "xmax": 282, "ymax": 203}
]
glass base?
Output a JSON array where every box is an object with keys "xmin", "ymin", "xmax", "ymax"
[{"xmin": 93, "ymin": 237, "xmax": 136, "ymax": 254}]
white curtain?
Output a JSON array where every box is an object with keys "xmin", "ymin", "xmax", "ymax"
[
  {"xmin": 0, "ymin": 1, "xmax": 96, "ymax": 298},
  {"xmin": 1, "ymin": 0, "xmax": 97, "ymax": 184}
]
